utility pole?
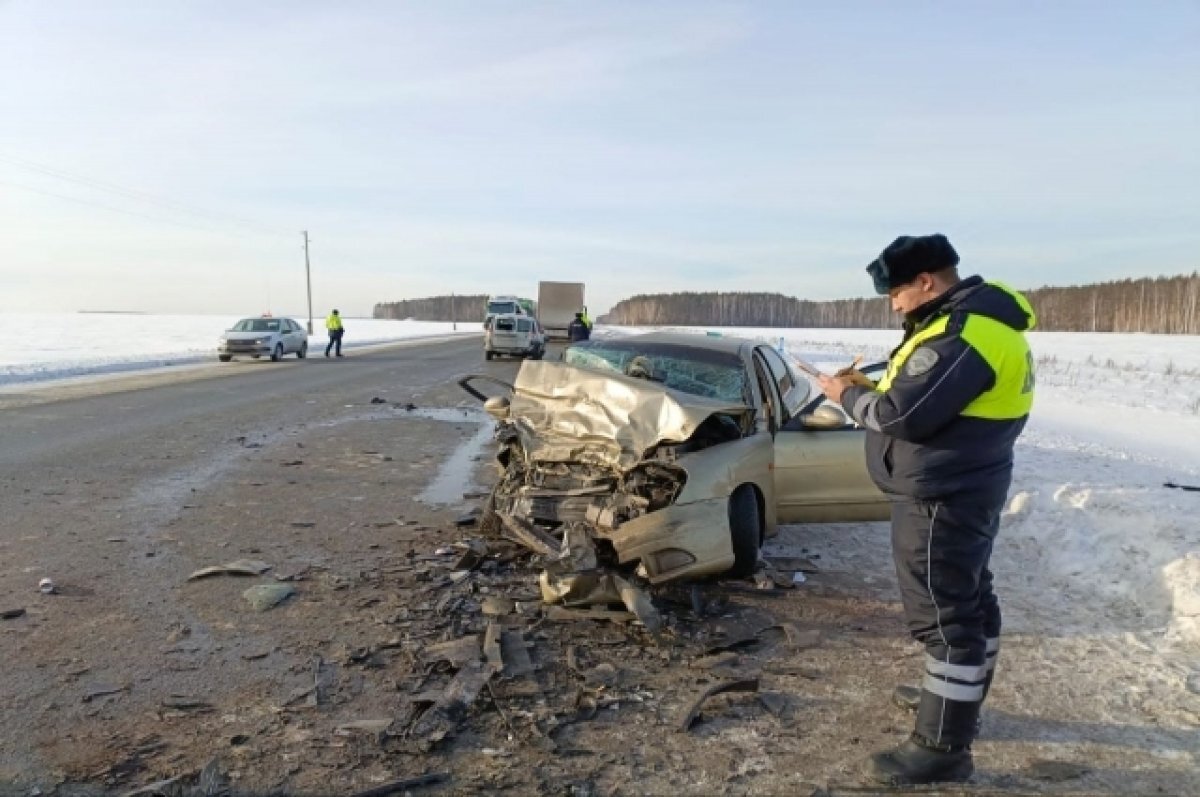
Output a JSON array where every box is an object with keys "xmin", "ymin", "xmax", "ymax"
[
  {"xmin": 451, "ymin": 292, "xmax": 457, "ymax": 331},
  {"xmin": 302, "ymin": 231, "xmax": 314, "ymax": 334}
]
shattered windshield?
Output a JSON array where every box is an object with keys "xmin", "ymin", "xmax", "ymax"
[{"xmin": 564, "ymin": 340, "xmax": 749, "ymax": 403}]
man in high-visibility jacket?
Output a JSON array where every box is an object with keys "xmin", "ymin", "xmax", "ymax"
[
  {"xmin": 819, "ymin": 234, "xmax": 1035, "ymax": 786},
  {"xmin": 325, "ymin": 309, "xmax": 345, "ymax": 357}
]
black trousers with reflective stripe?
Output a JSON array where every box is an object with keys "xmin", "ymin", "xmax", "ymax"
[{"xmin": 890, "ymin": 495, "xmax": 1003, "ymax": 745}]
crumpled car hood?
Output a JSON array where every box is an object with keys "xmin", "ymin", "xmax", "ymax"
[{"xmin": 508, "ymin": 360, "xmax": 752, "ymax": 470}]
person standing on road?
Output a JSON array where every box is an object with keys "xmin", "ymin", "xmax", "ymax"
[
  {"xmin": 325, "ymin": 309, "xmax": 345, "ymax": 357},
  {"xmin": 818, "ymin": 234, "xmax": 1036, "ymax": 786},
  {"xmin": 567, "ymin": 312, "xmax": 590, "ymax": 342}
]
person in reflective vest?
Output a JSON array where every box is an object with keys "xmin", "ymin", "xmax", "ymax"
[
  {"xmin": 819, "ymin": 234, "xmax": 1036, "ymax": 786},
  {"xmin": 325, "ymin": 309, "xmax": 345, "ymax": 357}
]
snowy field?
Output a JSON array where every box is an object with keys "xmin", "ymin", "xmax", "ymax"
[{"xmin": 6, "ymin": 315, "xmax": 1200, "ymax": 653}]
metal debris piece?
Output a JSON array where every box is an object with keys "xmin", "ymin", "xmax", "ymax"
[
  {"xmin": 242, "ymin": 583, "xmax": 295, "ymax": 611},
  {"xmin": 346, "ymin": 772, "xmax": 448, "ymax": 797},
  {"xmin": 335, "ymin": 719, "xmax": 393, "ymax": 738},
  {"xmin": 161, "ymin": 696, "xmax": 214, "ymax": 712},
  {"xmin": 1, "ymin": 607, "xmax": 25, "ymax": 620},
  {"xmin": 483, "ymin": 623, "xmax": 504, "ymax": 671},
  {"xmin": 187, "ymin": 559, "xmax": 272, "ymax": 581},
  {"xmin": 409, "ymin": 660, "xmax": 497, "ymax": 744},
  {"xmin": 538, "ymin": 570, "xmax": 662, "ymax": 632},
  {"xmin": 424, "ymin": 636, "xmax": 482, "ymax": 667},
  {"xmin": 281, "ymin": 460, "xmax": 304, "ymax": 466},
  {"xmin": 370, "ymin": 397, "xmax": 387, "ymax": 404},
  {"xmin": 497, "ymin": 513, "xmax": 559, "ymax": 556},
  {"xmin": 499, "ymin": 629, "xmax": 535, "ymax": 679},
  {"xmin": 83, "ymin": 683, "xmax": 130, "ymax": 703},
  {"xmin": 676, "ymin": 677, "xmax": 760, "ymax": 732},
  {"xmin": 455, "ymin": 509, "xmax": 481, "ymax": 527}
]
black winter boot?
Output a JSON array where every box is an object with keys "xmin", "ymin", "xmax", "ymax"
[
  {"xmin": 869, "ymin": 733, "xmax": 974, "ymax": 785},
  {"xmin": 893, "ymin": 682, "xmax": 986, "ymax": 736}
]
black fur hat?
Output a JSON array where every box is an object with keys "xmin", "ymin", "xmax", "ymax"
[{"xmin": 867, "ymin": 234, "xmax": 959, "ymax": 294}]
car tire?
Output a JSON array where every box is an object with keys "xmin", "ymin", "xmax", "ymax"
[
  {"xmin": 297, "ymin": 342, "xmax": 307, "ymax": 359},
  {"xmin": 485, "ymin": 351, "xmax": 494, "ymax": 361},
  {"xmin": 271, "ymin": 344, "xmax": 283, "ymax": 362},
  {"xmin": 218, "ymin": 355, "xmax": 232, "ymax": 362},
  {"xmin": 727, "ymin": 485, "xmax": 762, "ymax": 578}
]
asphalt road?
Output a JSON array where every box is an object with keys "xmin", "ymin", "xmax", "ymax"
[{"xmin": 0, "ymin": 335, "xmax": 494, "ymax": 468}]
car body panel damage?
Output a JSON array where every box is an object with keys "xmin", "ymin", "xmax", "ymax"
[{"xmin": 459, "ymin": 331, "xmax": 888, "ymax": 623}]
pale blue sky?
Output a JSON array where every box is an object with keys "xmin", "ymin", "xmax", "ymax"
[{"xmin": 1, "ymin": 1, "xmax": 1197, "ymax": 316}]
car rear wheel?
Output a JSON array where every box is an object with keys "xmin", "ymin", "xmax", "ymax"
[
  {"xmin": 271, "ymin": 344, "xmax": 283, "ymax": 362},
  {"xmin": 485, "ymin": 351, "xmax": 494, "ymax": 361},
  {"xmin": 297, "ymin": 342, "xmax": 307, "ymax": 359},
  {"xmin": 218, "ymin": 355, "xmax": 232, "ymax": 362},
  {"xmin": 727, "ymin": 485, "xmax": 762, "ymax": 578}
]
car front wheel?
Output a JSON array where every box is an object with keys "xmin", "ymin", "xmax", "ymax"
[
  {"xmin": 727, "ymin": 484, "xmax": 762, "ymax": 578},
  {"xmin": 218, "ymin": 355, "xmax": 232, "ymax": 362},
  {"xmin": 271, "ymin": 344, "xmax": 283, "ymax": 362},
  {"xmin": 297, "ymin": 342, "xmax": 307, "ymax": 359},
  {"xmin": 485, "ymin": 351, "xmax": 494, "ymax": 361}
]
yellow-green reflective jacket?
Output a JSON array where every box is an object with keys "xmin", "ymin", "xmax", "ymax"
[{"xmin": 840, "ymin": 277, "xmax": 1036, "ymax": 500}]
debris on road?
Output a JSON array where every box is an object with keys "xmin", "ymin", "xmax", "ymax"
[
  {"xmin": 242, "ymin": 583, "xmax": 295, "ymax": 611},
  {"xmin": 1, "ymin": 607, "xmax": 26, "ymax": 620},
  {"xmin": 676, "ymin": 677, "xmax": 760, "ymax": 732},
  {"xmin": 38, "ymin": 578, "xmax": 57, "ymax": 594},
  {"xmin": 83, "ymin": 683, "xmax": 130, "ymax": 703},
  {"xmin": 187, "ymin": 559, "xmax": 272, "ymax": 581},
  {"xmin": 346, "ymin": 772, "xmax": 448, "ymax": 797}
]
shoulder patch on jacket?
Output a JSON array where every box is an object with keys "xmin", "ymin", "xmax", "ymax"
[{"xmin": 904, "ymin": 346, "xmax": 940, "ymax": 377}]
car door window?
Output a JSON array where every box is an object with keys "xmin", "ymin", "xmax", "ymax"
[{"xmin": 758, "ymin": 346, "xmax": 810, "ymax": 420}]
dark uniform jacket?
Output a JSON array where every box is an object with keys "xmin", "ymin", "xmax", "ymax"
[
  {"xmin": 840, "ymin": 276, "xmax": 1036, "ymax": 501},
  {"xmin": 567, "ymin": 318, "xmax": 590, "ymax": 342}
]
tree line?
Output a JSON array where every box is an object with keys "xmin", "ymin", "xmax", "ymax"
[
  {"xmin": 373, "ymin": 295, "xmax": 488, "ymax": 323},
  {"xmin": 374, "ymin": 273, "xmax": 1200, "ymax": 334},
  {"xmin": 601, "ymin": 273, "xmax": 1200, "ymax": 334}
]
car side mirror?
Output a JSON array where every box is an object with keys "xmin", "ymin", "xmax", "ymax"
[
  {"xmin": 798, "ymin": 404, "xmax": 848, "ymax": 430},
  {"xmin": 484, "ymin": 396, "xmax": 511, "ymax": 420}
]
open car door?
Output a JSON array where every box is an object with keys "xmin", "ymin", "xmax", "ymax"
[{"xmin": 773, "ymin": 362, "xmax": 890, "ymax": 524}]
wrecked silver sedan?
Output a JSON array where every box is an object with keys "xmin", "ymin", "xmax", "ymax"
[{"xmin": 461, "ymin": 332, "xmax": 889, "ymax": 587}]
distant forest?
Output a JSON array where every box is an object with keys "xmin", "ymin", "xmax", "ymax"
[
  {"xmin": 375, "ymin": 273, "xmax": 1200, "ymax": 334},
  {"xmin": 374, "ymin": 295, "xmax": 488, "ymax": 324}
]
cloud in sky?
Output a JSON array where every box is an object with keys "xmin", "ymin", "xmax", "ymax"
[{"xmin": 1, "ymin": 1, "xmax": 1197, "ymax": 316}]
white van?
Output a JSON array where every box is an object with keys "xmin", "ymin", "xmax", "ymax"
[{"xmin": 485, "ymin": 313, "xmax": 545, "ymax": 361}]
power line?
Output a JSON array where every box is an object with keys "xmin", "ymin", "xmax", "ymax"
[
  {"xmin": 0, "ymin": 178, "xmax": 268, "ymax": 237},
  {"xmin": 0, "ymin": 152, "xmax": 291, "ymax": 239}
]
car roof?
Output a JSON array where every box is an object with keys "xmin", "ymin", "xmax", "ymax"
[{"xmin": 599, "ymin": 331, "xmax": 757, "ymax": 356}]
